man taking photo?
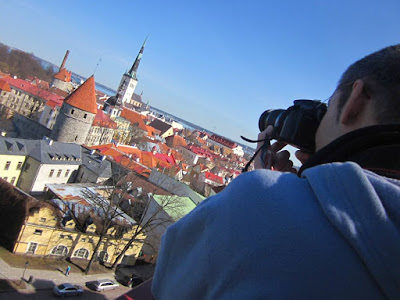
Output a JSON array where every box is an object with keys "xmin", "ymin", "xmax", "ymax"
[{"xmin": 152, "ymin": 45, "xmax": 400, "ymax": 299}]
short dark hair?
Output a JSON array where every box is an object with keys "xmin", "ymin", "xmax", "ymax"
[{"xmin": 336, "ymin": 45, "xmax": 400, "ymax": 123}]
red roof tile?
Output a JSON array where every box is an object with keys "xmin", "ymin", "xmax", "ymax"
[
  {"xmin": 166, "ymin": 135, "xmax": 187, "ymax": 148},
  {"xmin": 205, "ymin": 171, "xmax": 224, "ymax": 184},
  {"xmin": 120, "ymin": 108, "xmax": 147, "ymax": 131},
  {"xmin": 0, "ymin": 79, "xmax": 11, "ymax": 92},
  {"xmin": 54, "ymin": 68, "xmax": 71, "ymax": 82},
  {"xmin": 2, "ymin": 77, "xmax": 63, "ymax": 102},
  {"xmin": 65, "ymin": 76, "xmax": 97, "ymax": 114},
  {"xmin": 93, "ymin": 110, "xmax": 117, "ymax": 129}
]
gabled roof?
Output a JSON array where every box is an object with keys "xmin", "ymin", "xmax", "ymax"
[
  {"xmin": 154, "ymin": 152, "xmax": 176, "ymax": 165},
  {"xmin": 148, "ymin": 119, "xmax": 172, "ymax": 136},
  {"xmin": 204, "ymin": 171, "xmax": 224, "ymax": 185},
  {"xmin": 0, "ymin": 137, "xmax": 82, "ymax": 165},
  {"xmin": 81, "ymin": 147, "xmax": 112, "ymax": 178},
  {"xmin": 64, "ymin": 76, "xmax": 97, "ymax": 114},
  {"xmin": 131, "ymin": 93, "xmax": 143, "ymax": 103},
  {"xmin": 120, "ymin": 108, "xmax": 147, "ymax": 131},
  {"xmin": 0, "ymin": 79, "xmax": 11, "ymax": 92},
  {"xmin": 165, "ymin": 135, "xmax": 187, "ymax": 148},
  {"xmin": 153, "ymin": 195, "xmax": 196, "ymax": 222},
  {"xmin": 54, "ymin": 68, "xmax": 71, "ymax": 82}
]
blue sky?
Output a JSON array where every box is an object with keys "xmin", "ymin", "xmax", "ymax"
[{"xmin": 1, "ymin": 0, "xmax": 400, "ymax": 156}]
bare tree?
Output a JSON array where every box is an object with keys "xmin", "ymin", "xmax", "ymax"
[
  {"xmin": 82, "ymin": 184, "xmax": 134, "ymax": 274},
  {"xmin": 109, "ymin": 172, "xmax": 192, "ymax": 269}
]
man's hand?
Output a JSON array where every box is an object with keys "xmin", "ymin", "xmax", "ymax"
[{"xmin": 254, "ymin": 126, "xmax": 310, "ymax": 172}]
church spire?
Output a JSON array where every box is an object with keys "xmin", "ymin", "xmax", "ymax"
[{"xmin": 128, "ymin": 37, "xmax": 147, "ymax": 80}]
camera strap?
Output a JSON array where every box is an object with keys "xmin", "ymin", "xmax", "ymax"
[{"xmin": 241, "ymin": 135, "xmax": 272, "ymax": 172}]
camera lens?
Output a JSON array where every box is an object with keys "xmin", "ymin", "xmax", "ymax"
[{"xmin": 258, "ymin": 109, "xmax": 284, "ymax": 132}]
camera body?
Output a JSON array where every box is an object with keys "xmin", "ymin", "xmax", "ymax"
[{"xmin": 258, "ymin": 100, "xmax": 327, "ymax": 152}]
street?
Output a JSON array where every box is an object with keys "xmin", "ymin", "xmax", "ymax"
[{"xmin": 0, "ymin": 284, "xmax": 132, "ymax": 299}]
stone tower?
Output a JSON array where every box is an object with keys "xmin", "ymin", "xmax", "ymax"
[
  {"xmin": 51, "ymin": 76, "xmax": 97, "ymax": 144},
  {"xmin": 51, "ymin": 50, "xmax": 74, "ymax": 93},
  {"xmin": 116, "ymin": 37, "xmax": 147, "ymax": 105}
]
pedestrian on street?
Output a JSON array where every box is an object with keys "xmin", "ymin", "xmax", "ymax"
[{"xmin": 65, "ymin": 265, "xmax": 71, "ymax": 276}]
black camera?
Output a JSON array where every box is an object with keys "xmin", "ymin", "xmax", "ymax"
[{"xmin": 258, "ymin": 100, "xmax": 327, "ymax": 152}]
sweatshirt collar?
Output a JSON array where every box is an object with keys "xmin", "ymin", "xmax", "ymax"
[{"xmin": 299, "ymin": 124, "xmax": 400, "ymax": 179}]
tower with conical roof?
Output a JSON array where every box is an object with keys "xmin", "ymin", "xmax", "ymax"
[
  {"xmin": 51, "ymin": 50, "xmax": 74, "ymax": 93},
  {"xmin": 51, "ymin": 76, "xmax": 97, "ymax": 144},
  {"xmin": 116, "ymin": 38, "xmax": 147, "ymax": 105}
]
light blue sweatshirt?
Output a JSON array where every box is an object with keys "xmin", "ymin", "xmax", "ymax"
[{"xmin": 152, "ymin": 162, "xmax": 400, "ymax": 299}]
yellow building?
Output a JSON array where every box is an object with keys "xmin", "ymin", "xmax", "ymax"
[
  {"xmin": 0, "ymin": 140, "xmax": 27, "ymax": 186},
  {"xmin": 13, "ymin": 186, "xmax": 145, "ymax": 266}
]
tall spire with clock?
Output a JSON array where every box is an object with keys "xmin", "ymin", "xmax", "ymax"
[{"xmin": 116, "ymin": 37, "xmax": 147, "ymax": 105}]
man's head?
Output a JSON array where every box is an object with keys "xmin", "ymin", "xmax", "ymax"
[{"xmin": 315, "ymin": 44, "xmax": 400, "ymax": 151}]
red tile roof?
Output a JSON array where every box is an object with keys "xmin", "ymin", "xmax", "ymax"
[
  {"xmin": 93, "ymin": 110, "xmax": 117, "ymax": 129},
  {"xmin": 209, "ymin": 134, "xmax": 237, "ymax": 149},
  {"xmin": 166, "ymin": 135, "xmax": 187, "ymax": 148},
  {"xmin": 187, "ymin": 145, "xmax": 218, "ymax": 159},
  {"xmin": 205, "ymin": 171, "xmax": 224, "ymax": 185},
  {"xmin": 46, "ymin": 98, "xmax": 64, "ymax": 109},
  {"xmin": 120, "ymin": 108, "xmax": 147, "ymax": 131},
  {"xmin": 2, "ymin": 76, "xmax": 63, "ymax": 102},
  {"xmin": 64, "ymin": 76, "xmax": 97, "ymax": 114},
  {"xmin": 30, "ymin": 78, "xmax": 50, "ymax": 90},
  {"xmin": 54, "ymin": 68, "xmax": 71, "ymax": 82},
  {"xmin": 0, "ymin": 79, "xmax": 11, "ymax": 92},
  {"xmin": 49, "ymin": 87, "xmax": 69, "ymax": 98},
  {"xmin": 154, "ymin": 152, "xmax": 177, "ymax": 165}
]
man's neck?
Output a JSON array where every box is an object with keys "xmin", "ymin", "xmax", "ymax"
[{"xmin": 299, "ymin": 124, "xmax": 400, "ymax": 179}]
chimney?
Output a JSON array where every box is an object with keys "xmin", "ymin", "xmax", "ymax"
[{"xmin": 60, "ymin": 50, "xmax": 70, "ymax": 70}]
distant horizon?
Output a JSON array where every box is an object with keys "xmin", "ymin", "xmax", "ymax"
[{"xmin": 0, "ymin": 41, "xmax": 255, "ymax": 152}]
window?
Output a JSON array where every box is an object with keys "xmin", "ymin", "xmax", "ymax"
[
  {"xmin": 4, "ymin": 161, "xmax": 11, "ymax": 170},
  {"xmin": 65, "ymin": 170, "xmax": 70, "ymax": 177},
  {"xmin": 16, "ymin": 161, "xmax": 23, "ymax": 170},
  {"xmin": 56, "ymin": 169, "xmax": 62, "ymax": 177},
  {"xmin": 49, "ymin": 169, "xmax": 54, "ymax": 177},
  {"xmin": 73, "ymin": 248, "xmax": 89, "ymax": 259},
  {"xmin": 34, "ymin": 229, "xmax": 43, "ymax": 235},
  {"xmin": 10, "ymin": 177, "xmax": 16, "ymax": 185},
  {"xmin": 24, "ymin": 162, "xmax": 30, "ymax": 171},
  {"xmin": 51, "ymin": 245, "xmax": 68, "ymax": 256},
  {"xmin": 26, "ymin": 242, "xmax": 38, "ymax": 254},
  {"xmin": 3, "ymin": 177, "xmax": 8, "ymax": 181},
  {"xmin": 40, "ymin": 217, "xmax": 46, "ymax": 222},
  {"xmin": 81, "ymin": 238, "xmax": 86, "ymax": 242},
  {"xmin": 84, "ymin": 113, "xmax": 87, "ymax": 119},
  {"xmin": 71, "ymin": 109, "xmax": 74, "ymax": 115}
]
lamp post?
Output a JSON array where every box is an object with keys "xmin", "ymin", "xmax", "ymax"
[{"xmin": 21, "ymin": 261, "xmax": 29, "ymax": 282}]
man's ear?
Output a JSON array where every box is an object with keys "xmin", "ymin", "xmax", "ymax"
[{"xmin": 339, "ymin": 79, "xmax": 370, "ymax": 126}]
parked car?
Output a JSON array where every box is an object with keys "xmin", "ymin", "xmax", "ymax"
[
  {"xmin": 85, "ymin": 279, "xmax": 119, "ymax": 292},
  {"xmin": 53, "ymin": 283, "xmax": 83, "ymax": 297},
  {"xmin": 117, "ymin": 274, "xmax": 144, "ymax": 288}
]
